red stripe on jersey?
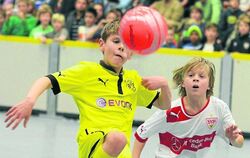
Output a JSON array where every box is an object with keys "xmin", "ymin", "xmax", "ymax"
[
  {"xmin": 166, "ymin": 106, "xmax": 190, "ymax": 122},
  {"xmin": 181, "ymin": 97, "xmax": 210, "ymax": 116},
  {"xmin": 159, "ymin": 131, "xmax": 216, "ymax": 155},
  {"xmin": 134, "ymin": 132, "xmax": 148, "ymax": 143}
]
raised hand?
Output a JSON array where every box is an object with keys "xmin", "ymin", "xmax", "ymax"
[
  {"xmin": 226, "ymin": 125, "xmax": 240, "ymax": 139},
  {"xmin": 142, "ymin": 76, "xmax": 168, "ymax": 90},
  {"xmin": 4, "ymin": 98, "xmax": 34, "ymax": 130}
]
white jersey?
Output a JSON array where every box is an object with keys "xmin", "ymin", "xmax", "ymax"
[{"xmin": 135, "ymin": 96, "xmax": 238, "ymax": 158}]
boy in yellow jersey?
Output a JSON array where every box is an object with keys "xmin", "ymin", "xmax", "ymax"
[{"xmin": 4, "ymin": 19, "xmax": 172, "ymax": 158}]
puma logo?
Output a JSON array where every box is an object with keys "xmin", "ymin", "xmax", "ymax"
[
  {"xmin": 98, "ymin": 78, "xmax": 109, "ymax": 86},
  {"xmin": 58, "ymin": 71, "xmax": 65, "ymax": 77},
  {"xmin": 170, "ymin": 111, "xmax": 181, "ymax": 118}
]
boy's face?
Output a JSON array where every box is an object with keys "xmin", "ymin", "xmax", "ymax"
[
  {"xmin": 94, "ymin": 4, "xmax": 103, "ymax": 18},
  {"xmin": 230, "ymin": 0, "xmax": 239, "ymax": 9},
  {"xmin": 99, "ymin": 34, "xmax": 132, "ymax": 71},
  {"xmin": 166, "ymin": 30, "xmax": 174, "ymax": 43},
  {"xmin": 75, "ymin": 0, "xmax": 87, "ymax": 12},
  {"xmin": 84, "ymin": 12, "xmax": 96, "ymax": 27},
  {"xmin": 238, "ymin": 21, "xmax": 250, "ymax": 36},
  {"xmin": 106, "ymin": 12, "xmax": 117, "ymax": 23},
  {"xmin": 53, "ymin": 20, "xmax": 63, "ymax": 31},
  {"xmin": 205, "ymin": 27, "xmax": 218, "ymax": 41},
  {"xmin": 182, "ymin": 66, "xmax": 210, "ymax": 97},
  {"xmin": 18, "ymin": 1, "xmax": 28, "ymax": 13},
  {"xmin": 3, "ymin": 4, "xmax": 13, "ymax": 16},
  {"xmin": 40, "ymin": 13, "xmax": 51, "ymax": 26},
  {"xmin": 190, "ymin": 10, "xmax": 202, "ymax": 21},
  {"xmin": 190, "ymin": 31, "xmax": 200, "ymax": 43}
]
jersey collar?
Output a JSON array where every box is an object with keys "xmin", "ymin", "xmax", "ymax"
[{"xmin": 99, "ymin": 60, "xmax": 123, "ymax": 75}]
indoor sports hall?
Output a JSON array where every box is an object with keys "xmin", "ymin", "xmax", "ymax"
[{"xmin": 1, "ymin": 36, "xmax": 250, "ymax": 157}]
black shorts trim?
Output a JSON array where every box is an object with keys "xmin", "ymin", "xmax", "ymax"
[
  {"xmin": 46, "ymin": 74, "xmax": 61, "ymax": 95},
  {"xmin": 88, "ymin": 139, "xmax": 100, "ymax": 158},
  {"xmin": 146, "ymin": 92, "xmax": 160, "ymax": 109},
  {"xmin": 85, "ymin": 128, "xmax": 105, "ymax": 158}
]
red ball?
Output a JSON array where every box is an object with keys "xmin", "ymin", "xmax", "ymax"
[{"xmin": 119, "ymin": 6, "xmax": 168, "ymax": 55}]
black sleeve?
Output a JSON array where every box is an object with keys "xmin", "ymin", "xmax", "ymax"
[
  {"xmin": 46, "ymin": 74, "xmax": 61, "ymax": 95},
  {"xmin": 146, "ymin": 92, "xmax": 160, "ymax": 109}
]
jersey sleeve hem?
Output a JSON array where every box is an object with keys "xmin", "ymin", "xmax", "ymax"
[
  {"xmin": 46, "ymin": 74, "xmax": 61, "ymax": 95},
  {"xmin": 146, "ymin": 92, "xmax": 160, "ymax": 109},
  {"xmin": 134, "ymin": 132, "xmax": 148, "ymax": 143}
]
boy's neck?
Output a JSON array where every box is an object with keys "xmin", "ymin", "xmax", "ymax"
[
  {"xmin": 206, "ymin": 39, "xmax": 215, "ymax": 44},
  {"xmin": 100, "ymin": 60, "xmax": 122, "ymax": 75},
  {"xmin": 183, "ymin": 95, "xmax": 208, "ymax": 115}
]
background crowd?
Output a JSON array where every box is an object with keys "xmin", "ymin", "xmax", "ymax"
[{"xmin": 0, "ymin": 0, "xmax": 249, "ymax": 53}]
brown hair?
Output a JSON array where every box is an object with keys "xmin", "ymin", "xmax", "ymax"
[
  {"xmin": 101, "ymin": 19, "xmax": 120, "ymax": 41},
  {"xmin": 36, "ymin": 4, "xmax": 52, "ymax": 18},
  {"xmin": 173, "ymin": 57, "xmax": 215, "ymax": 97}
]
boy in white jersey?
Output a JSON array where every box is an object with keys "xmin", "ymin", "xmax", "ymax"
[{"xmin": 133, "ymin": 57, "xmax": 244, "ymax": 158}]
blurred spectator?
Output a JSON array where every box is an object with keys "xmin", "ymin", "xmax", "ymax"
[
  {"xmin": 246, "ymin": 5, "xmax": 250, "ymax": 17},
  {"xmin": 219, "ymin": 0, "xmax": 243, "ymax": 47},
  {"xmin": 93, "ymin": 2, "xmax": 104, "ymax": 24},
  {"xmin": 123, "ymin": 0, "xmax": 143, "ymax": 11},
  {"xmin": 1, "ymin": 0, "xmax": 15, "ymax": 5},
  {"xmin": 41, "ymin": 13, "xmax": 68, "ymax": 43},
  {"xmin": 29, "ymin": 4, "xmax": 53, "ymax": 38},
  {"xmin": 34, "ymin": 0, "xmax": 48, "ymax": 9},
  {"xmin": 162, "ymin": 25, "xmax": 177, "ymax": 48},
  {"xmin": 90, "ymin": 8, "xmax": 119, "ymax": 41},
  {"xmin": 2, "ymin": 2, "xmax": 13, "ymax": 19},
  {"xmin": 66, "ymin": 0, "xmax": 87, "ymax": 40},
  {"xmin": 78, "ymin": 6, "xmax": 97, "ymax": 41},
  {"xmin": 59, "ymin": 0, "xmax": 77, "ymax": 17},
  {"xmin": 49, "ymin": 0, "xmax": 63, "ymax": 13},
  {"xmin": 201, "ymin": 23, "xmax": 223, "ymax": 51},
  {"xmin": 151, "ymin": 0, "xmax": 184, "ymax": 29},
  {"xmin": 0, "ymin": 8, "xmax": 5, "ymax": 33},
  {"xmin": 181, "ymin": 6, "xmax": 206, "ymax": 37},
  {"xmin": 105, "ymin": 8, "xmax": 119, "ymax": 22},
  {"xmin": 195, "ymin": 0, "xmax": 222, "ymax": 24},
  {"xmin": 27, "ymin": 0, "xmax": 36, "ymax": 15},
  {"xmin": 104, "ymin": 0, "xmax": 119, "ymax": 14},
  {"xmin": 114, "ymin": 8, "xmax": 123, "ymax": 19},
  {"xmin": 1, "ymin": 0, "xmax": 37, "ymax": 36},
  {"xmin": 179, "ymin": 0, "xmax": 197, "ymax": 18},
  {"xmin": 239, "ymin": 0, "xmax": 250, "ymax": 12},
  {"xmin": 228, "ymin": 14, "xmax": 250, "ymax": 53},
  {"xmin": 179, "ymin": 25, "xmax": 203, "ymax": 50}
]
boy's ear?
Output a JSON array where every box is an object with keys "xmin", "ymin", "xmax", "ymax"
[
  {"xmin": 127, "ymin": 51, "xmax": 133, "ymax": 60},
  {"xmin": 99, "ymin": 38, "xmax": 105, "ymax": 52}
]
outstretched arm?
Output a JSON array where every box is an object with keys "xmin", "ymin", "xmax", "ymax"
[
  {"xmin": 142, "ymin": 76, "xmax": 172, "ymax": 110},
  {"xmin": 132, "ymin": 139, "xmax": 146, "ymax": 158},
  {"xmin": 4, "ymin": 77, "xmax": 52, "ymax": 130},
  {"xmin": 226, "ymin": 125, "xmax": 244, "ymax": 148}
]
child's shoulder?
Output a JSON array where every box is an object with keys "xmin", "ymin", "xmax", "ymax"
[
  {"xmin": 123, "ymin": 68, "xmax": 140, "ymax": 76},
  {"xmin": 209, "ymin": 96, "xmax": 228, "ymax": 108},
  {"xmin": 76, "ymin": 61, "xmax": 99, "ymax": 70}
]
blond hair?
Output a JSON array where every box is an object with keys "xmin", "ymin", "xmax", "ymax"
[
  {"xmin": 173, "ymin": 57, "xmax": 215, "ymax": 97},
  {"xmin": 237, "ymin": 14, "xmax": 250, "ymax": 29},
  {"xmin": 52, "ymin": 13, "xmax": 65, "ymax": 25},
  {"xmin": 101, "ymin": 19, "xmax": 120, "ymax": 41},
  {"xmin": 36, "ymin": 4, "xmax": 52, "ymax": 18}
]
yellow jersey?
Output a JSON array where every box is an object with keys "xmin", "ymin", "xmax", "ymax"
[{"xmin": 47, "ymin": 61, "xmax": 159, "ymax": 142}]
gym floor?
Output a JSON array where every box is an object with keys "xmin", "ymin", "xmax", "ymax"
[{"xmin": 0, "ymin": 113, "xmax": 249, "ymax": 158}]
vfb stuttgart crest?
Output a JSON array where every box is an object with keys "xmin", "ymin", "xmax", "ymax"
[{"xmin": 206, "ymin": 117, "xmax": 218, "ymax": 129}]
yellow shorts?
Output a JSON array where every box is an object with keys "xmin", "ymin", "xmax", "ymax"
[{"xmin": 77, "ymin": 128, "xmax": 132, "ymax": 158}]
